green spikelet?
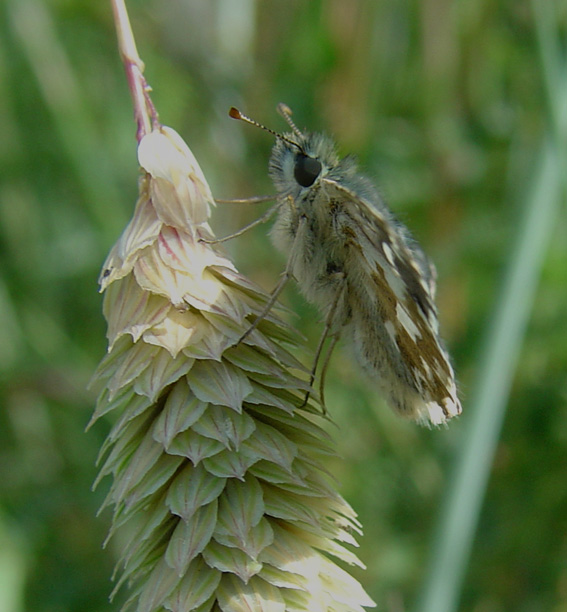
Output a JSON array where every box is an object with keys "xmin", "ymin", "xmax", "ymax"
[{"xmin": 90, "ymin": 125, "xmax": 375, "ymax": 612}]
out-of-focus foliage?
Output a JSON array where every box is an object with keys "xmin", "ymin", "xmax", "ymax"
[{"xmin": 0, "ymin": 1, "xmax": 565, "ymax": 611}]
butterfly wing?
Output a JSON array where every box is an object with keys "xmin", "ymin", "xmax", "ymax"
[{"xmin": 321, "ymin": 178, "xmax": 461, "ymax": 425}]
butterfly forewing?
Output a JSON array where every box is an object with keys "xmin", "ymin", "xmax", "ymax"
[{"xmin": 320, "ymin": 178, "xmax": 461, "ymax": 424}]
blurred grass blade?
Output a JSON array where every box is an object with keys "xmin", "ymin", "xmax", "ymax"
[
  {"xmin": 8, "ymin": 0, "xmax": 126, "ymax": 238},
  {"xmin": 531, "ymin": 0, "xmax": 563, "ymax": 129},
  {"xmin": 416, "ymin": 6, "xmax": 566, "ymax": 607},
  {"xmin": 417, "ymin": 137, "xmax": 562, "ymax": 612}
]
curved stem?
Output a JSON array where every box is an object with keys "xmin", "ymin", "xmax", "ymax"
[{"xmin": 111, "ymin": 0, "xmax": 157, "ymax": 141}]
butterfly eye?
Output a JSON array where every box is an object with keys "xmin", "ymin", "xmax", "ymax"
[{"xmin": 294, "ymin": 154, "xmax": 322, "ymax": 187}]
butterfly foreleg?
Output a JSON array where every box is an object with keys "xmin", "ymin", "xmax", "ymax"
[
  {"xmin": 201, "ymin": 199, "xmax": 280, "ymax": 244},
  {"xmin": 238, "ymin": 264, "xmax": 294, "ymax": 343},
  {"xmin": 238, "ymin": 201, "xmax": 305, "ymax": 343},
  {"xmin": 215, "ymin": 195, "xmax": 275, "ymax": 204}
]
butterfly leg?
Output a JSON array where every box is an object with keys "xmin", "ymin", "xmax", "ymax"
[
  {"xmin": 301, "ymin": 278, "xmax": 346, "ymax": 412},
  {"xmin": 215, "ymin": 195, "xmax": 276, "ymax": 204},
  {"xmin": 201, "ymin": 199, "xmax": 280, "ymax": 244},
  {"xmin": 318, "ymin": 332, "xmax": 341, "ymax": 411},
  {"xmin": 238, "ymin": 266, "xmax": 293, "ymax": 343},
  {"xmin": 238, "ymin": 202, "xmax": 305, "ymax": 344}
]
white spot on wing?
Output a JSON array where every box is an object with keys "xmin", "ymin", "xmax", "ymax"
[
  {"xmin": 396, "ymin": 302, "xmax": 421, "ymax": 340},
  {"xmin": 419, "ymin": 357, "xmax": 432, "ymax": 377},
  {"xmin": 382, "ymin": 242, "xmax": 396, "ymax": 266},
  {"xmin": 426, "ymin": 401, "xmax": 446, "ymax": 426},
  {"xmin": 385, "ymin": 320, "xmax": 398, "ymax": 347}
]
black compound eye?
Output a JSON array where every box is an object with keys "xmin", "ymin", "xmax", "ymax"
[{"xmin": 294, "ymin": 154, "xmax": 322, "ymax": 187}]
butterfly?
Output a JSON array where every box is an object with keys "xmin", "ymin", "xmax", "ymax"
[{"xmin": 228, "ymin": 104, "xmax": 461, "ymax": 426}]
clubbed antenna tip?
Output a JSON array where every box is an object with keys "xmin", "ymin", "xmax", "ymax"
[{"xmin": 228, "ymin": 104, "xmax": 304, "ymax": 152}]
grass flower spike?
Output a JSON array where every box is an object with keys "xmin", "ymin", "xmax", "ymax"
[{"xmin": 90, "ymin": 121, "xmax": 375, "ymax": 612}]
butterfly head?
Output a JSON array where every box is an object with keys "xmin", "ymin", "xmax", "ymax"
[{"xmin": 229, "ymin": 104, "xmax": 338, "ymax": 197}]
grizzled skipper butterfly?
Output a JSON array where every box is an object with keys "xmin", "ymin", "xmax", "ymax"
[{"xmin": 228, "ymin": 104, "xmax": 461, "ymax": 426}]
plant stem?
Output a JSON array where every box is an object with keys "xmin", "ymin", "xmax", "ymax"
[{"xmin": 111, "ymin": 0, "xmax": 156, "ymax": 141}]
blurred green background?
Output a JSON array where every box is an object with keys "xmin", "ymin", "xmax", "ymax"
[{"xmin": 1, "ymin": 1, "xmax": 566, "ymax": 611}]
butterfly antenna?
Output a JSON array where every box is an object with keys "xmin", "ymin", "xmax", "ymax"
[
  {"xmin": 229, "ymin": 107, "xmax": 303, "ymax": 152},
  {"xmin": 276, "ymin": 103, "xmax": 303, "ymax": 138}
]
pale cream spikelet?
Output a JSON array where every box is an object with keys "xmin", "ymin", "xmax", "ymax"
[{"xmin": 90, "ymin": 125, "xmax": 375, "ymax": 612}]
